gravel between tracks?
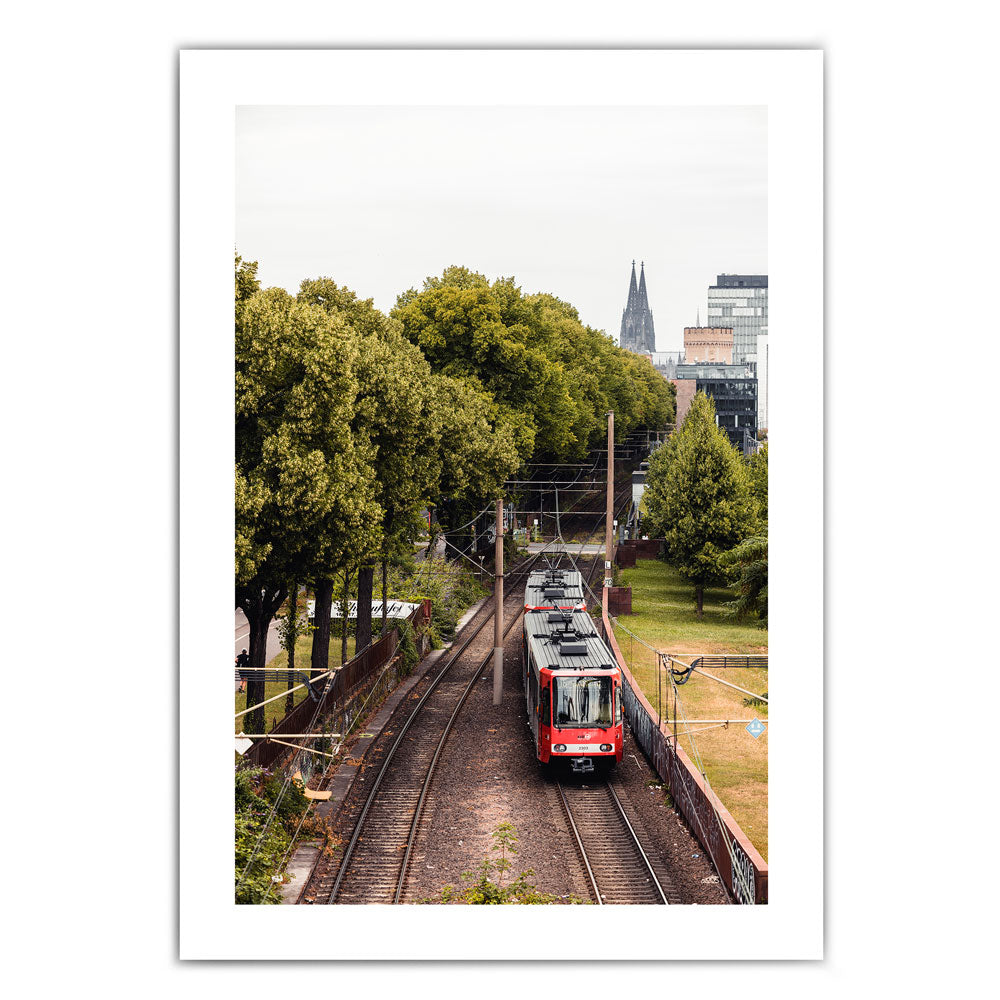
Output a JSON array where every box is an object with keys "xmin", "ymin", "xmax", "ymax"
[
  {"xmin": 304, "ymin": 557, "xmax": 729, "ymax": 905},
  {"xmin": 401, "ymin": 616, "xmax": 730, "ymax": 905}
]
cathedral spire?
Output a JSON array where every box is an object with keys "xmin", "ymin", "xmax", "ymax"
[
  {"xmin": 637, "ymin": 261, "xmax": 649, "ymax": 310},
  {"xmin": 619, "ymin": 260, "xmax": 656, "ymax": 354}
]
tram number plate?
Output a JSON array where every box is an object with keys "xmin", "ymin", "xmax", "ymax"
[{"xmin": 554, "ymin": 744, "xmax": 601, "ymax": 753}]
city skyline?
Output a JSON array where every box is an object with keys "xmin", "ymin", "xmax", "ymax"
[{"xmin": 236, "ymin": 105, "xmax": 766, "ymax": 353}]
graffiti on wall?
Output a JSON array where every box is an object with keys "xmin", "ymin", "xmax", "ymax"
[{"xmin": 618, "ymin": 663, "xmax": 767, "ymax": 904}]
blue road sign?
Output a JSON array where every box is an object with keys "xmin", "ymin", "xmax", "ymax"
[{"xmin": 746, "ymin": 718, "xmax": 766, "ymax": 739}]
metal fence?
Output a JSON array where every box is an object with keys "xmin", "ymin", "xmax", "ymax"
[
  {"xmin": 241, "ymin": 601, "xmax": 430, "ymax": 772},
  {"xmin": 601, "ymin": 603, "xmax": 768, "ymax": 904}
]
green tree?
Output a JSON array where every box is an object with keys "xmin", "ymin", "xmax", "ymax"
[
  {"xmin": 719, "ymin": 535, "xmax": 768, "ymax": 629},
  {"xmin": 235, "ymin": 251, "xmax": 260, "ymax": 303},
  {"xmin": 300, "ymin": 278, "xmax": 450, "ymax": 639},
  {"xmin": 392, "ymin": 266, "xmax": 676, "ymax": 468},
  {"xmin": 641, "ymin": 392, "xmax": 757, "ymax": 617},
  {"xmin": 235, "ymin": 765, "xmax": 310, "ymax": 904},
  {"xmin": 236, "ymin": 269, "xmax": 381, "ymax": 730},
  {"xmin": 746, "ymin": 442, "xmax": 768, "ymax": 524}
]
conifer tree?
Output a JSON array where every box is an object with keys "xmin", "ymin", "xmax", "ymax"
[
  {"xmin": 746, "ymin": 442, "xmax": 768, "ymax": 525},
  {"xmin": 641, "ymin": 392, "xmax": 757, "ymax": 617}
]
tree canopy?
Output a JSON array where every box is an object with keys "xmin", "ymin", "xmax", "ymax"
[
  {"xmin": 746, "ymin": 441, "xmax": 768, "ymax": 525},
  {"xmin": 297, "ymin": 275, "xmax": 519, "ymax": 554},
  {"xmin": 392, "ymin": 266, "xmax": 675, "ymax": 464},
  {"xmin": 719, "ymin": 534, "xmax": 768, "ymax": 629},
  {"xmin": 236, "ymin": 283, "xmax": 381, "ymax": 592},
  {"xmin": 236, "ymin": 254, "xmax": 679, "ymax": 719}
]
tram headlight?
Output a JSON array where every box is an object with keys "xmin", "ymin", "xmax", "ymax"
[
  {"xmin": 553, "ymin": 744, "xmax": 567, "ymax": 753},
  {"xmin": 600, "ymin": 744, "xmax": 612, "ymax": 752}
]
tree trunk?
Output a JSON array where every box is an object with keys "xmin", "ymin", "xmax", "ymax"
[
  {"xmin": 356, "ymin": 564, "xmax": 374, "ymax": 653},
  {"xmin": 236, "ymin": 583, "xmax": 287, "ymax": 739},
  {"xmin": 341, "ymin": 567, "xmax": 352, "ymax": 666},
  {"xmin": 285, "ymin": 584, "xmax": 297, "ymax": 715},
  {"xmin": 696, "ymin": 584, "xmax": 704, "ymax": 619},
  {"xmin": 245, "ymin": 614, "xmax": 269, "ymax": 737},
  {"xmin": 310, "ymin": 578, "xmax": 334, "ymax": 679},
  {"xmin": 381, "ymin": 556, "xmax": 389, "ymax": 635}
]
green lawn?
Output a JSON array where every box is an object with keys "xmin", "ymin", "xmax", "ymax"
[
  {"xmin": 234, "ymin": 633, "xmax": 355, "ymax": 735},
  {"xmin": 613, "ymin": 559, "xmax": 768, "ymax": 860},
  {"xmin": 618, "ymin": 560, "xmax": 768, "ymax": 655}
]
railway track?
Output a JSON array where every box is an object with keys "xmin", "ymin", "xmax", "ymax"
[
  {"xmin": 556, "ymin": 778, "xmax": 681, "ymax": 905},
  {"xmin": 301, "ymin": 556, "xmax": 541, "ymax": 905},
  {"xmin": 299, "ymin": 466, "xmax": 639, "ymax": 906}
]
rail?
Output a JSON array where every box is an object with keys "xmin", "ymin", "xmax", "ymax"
[
  {"xmin": 326, "ymin": 553, "xmax": 544, "ymax": 904},
  {"xmin": 556, "ymin": 779, "xmax": 671, "ymax": 905}
]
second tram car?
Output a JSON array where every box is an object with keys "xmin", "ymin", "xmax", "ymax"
[
  {"xmin": 523, "ymin": 566, "xmax": 587, "ymax": 613},
  {"xmin": 521, "ymin": 591, "xmax": 623, "ymax": 775}
]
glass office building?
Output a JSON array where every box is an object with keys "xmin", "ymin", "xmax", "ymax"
[
  {"xmin": 697, "ymin": 378, "xmax": 758, "ymax": 450},
  {"xmin": 674, "ymin": 362, "xmax": 758, "ymax": 454},
  {"xmin": 707, "ymin": 274, "xmax": 768, "ymax": 365}
]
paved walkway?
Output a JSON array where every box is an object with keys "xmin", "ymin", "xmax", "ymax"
[{"xmin": 234, "ymin": 610, "xmax": 282, "ymax": 691}]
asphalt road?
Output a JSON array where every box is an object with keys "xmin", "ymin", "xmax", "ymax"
[{"xmin": 234, "ymin": 610, "xmax": 281, "ymax": 665}]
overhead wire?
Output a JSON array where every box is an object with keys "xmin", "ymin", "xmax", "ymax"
[
  {"xmin": 241, "ymin": 459, "xmax": 630, "ymax": 900},
  {"xmin": 255, "ymin": 539, "xmax": 560, "ymax": 902}
]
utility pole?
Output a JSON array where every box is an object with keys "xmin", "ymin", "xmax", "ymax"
[
  {"xmin": 605, "ymin": 410, "xmax": 615, "ymax": 589},
  {"xmin": 493, "ymin": 497, "xmax": 504, "ymax": 706}
]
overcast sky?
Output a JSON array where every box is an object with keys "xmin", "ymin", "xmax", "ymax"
[{"xmin": 236, "ymin": 106, "xmax": 766, "ymax": 353}]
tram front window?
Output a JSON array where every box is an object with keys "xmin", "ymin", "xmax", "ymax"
[{"xmin": 553, "ymin": 676, "xmax": 613, "ymax": 728}]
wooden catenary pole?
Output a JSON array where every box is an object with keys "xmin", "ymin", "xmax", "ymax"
[
  {"xmin": 605, "ymin": 410, "xmax": 615, "ymax": 588},
  {"xmin": 493, "ymin": 497, "xmax": 504, "ymax": 706}
]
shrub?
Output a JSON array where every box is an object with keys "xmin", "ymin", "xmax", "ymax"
[
  {"xmin": 388, "ymin": 555, "xmax": 488, "ymax": 644},
  {"xmin": 397, "ymin": 619, "xmax": 419, "ymax": 676},
  {"xmin": 235, "ymin": 765, "xmax": 311, "ymax": 904}
]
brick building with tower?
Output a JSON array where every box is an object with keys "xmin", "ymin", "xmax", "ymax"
[{"xmin": 683, "ymin": 326, "xmax": 734, "ymax": 364}]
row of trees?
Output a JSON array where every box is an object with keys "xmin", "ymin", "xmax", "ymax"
[
  {"xmin": 236, "ymin": 256, "xmax": 521, "ymax": 734},
  {"xmin": 236, "ymin": 257, "xmax": 677, "ymax": 733},
  {"xmin": 393, "ymin": 265, "xmax": 675, "ymax": 464},
  {"xmin": 641, "ymin": 392, "xmax": 768, "ymax": 621}
]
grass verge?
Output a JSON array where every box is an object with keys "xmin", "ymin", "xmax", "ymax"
[{"xmin": 613, "ymin": 558, "xmax": 768, "ymax": 860}]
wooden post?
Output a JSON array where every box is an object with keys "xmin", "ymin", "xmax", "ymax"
[
  {"xmin": 493, "ymin": 497, "xmax": 504, "ymax": 706},
  {"xmin": 605, "ymin": 411, "xmax": 615, "ymax": 590}
]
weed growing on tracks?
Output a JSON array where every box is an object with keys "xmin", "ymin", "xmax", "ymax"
[{"xmin": 422, "ymin": 822, "xmax": 590, "ymax": 904}]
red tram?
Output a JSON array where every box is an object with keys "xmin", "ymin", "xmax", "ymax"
[{"xmin": 521, "ymin": 568, "xmax": 623, "ymax": 774}]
